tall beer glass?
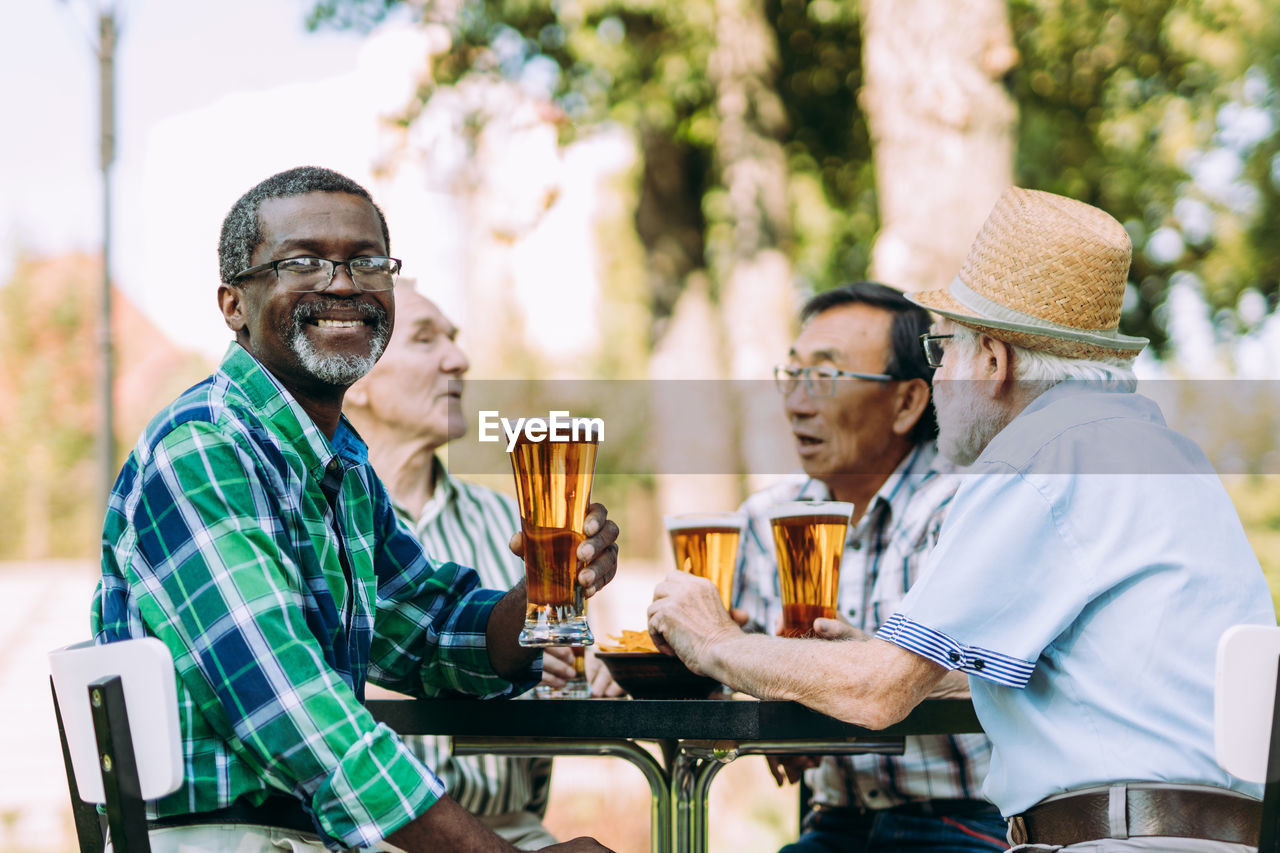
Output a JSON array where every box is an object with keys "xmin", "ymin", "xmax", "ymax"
[
  {"xmin": 510, "ymin": 425, "xmax": 599, "ymax": 646},
  {"xmin": 768, "ymin": 501, "xmax": 854, "ymax": 638},
  {"xmin": 664, "ymin": 513, "xmax": 746, "ymax": 609}
]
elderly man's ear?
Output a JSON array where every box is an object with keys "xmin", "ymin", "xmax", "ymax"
[
  {"xmin": 891, "ymin": 378, "xmax": 931, "ymax": 437},
  {"xmin": 218, "ymin": 285, "xmax": 246, "ymax": 333}
]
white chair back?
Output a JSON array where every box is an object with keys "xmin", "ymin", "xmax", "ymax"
[
  {"xmin": 1215, "ymin": 623, "xmax": 1280, "ymax": 783},
  {"xmin": 48, "ymin": 637, "xmax": 183, "ymax": 802}
]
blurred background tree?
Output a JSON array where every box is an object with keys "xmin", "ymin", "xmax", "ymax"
[
  {"xmin": 0, "ymin": 254, "xmax": 212, "ymax": 561},
  {"xmin": 311, "ymin": 0, "xmax": 1280, "ymax": 362},
  {"xmin": 1009, "ymin": 0, "xmax": 1280, "ymax": 355}
]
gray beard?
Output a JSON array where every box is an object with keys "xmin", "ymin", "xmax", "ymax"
[
  {"xmin": 934, "ymin": 381, "xmax": 1008, "ymax": 467},
  {"xmin": 284, "ymin": 299, "xmax": 390, "ymax": 386}
]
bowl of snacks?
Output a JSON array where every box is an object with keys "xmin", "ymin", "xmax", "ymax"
[{"xmin": 596, "ymin": 631, "xmax": 723, "ymax": 700}]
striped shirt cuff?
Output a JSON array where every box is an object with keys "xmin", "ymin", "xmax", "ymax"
[
  {"xmin": 314, "ymin": 721, "xmax": 444, "ymax": 848},
  {"xmin": 877, "ymin": 612, "xmax": 1034, "ymax": 688}
]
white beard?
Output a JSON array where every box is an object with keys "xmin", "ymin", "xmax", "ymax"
[
  {"xmin": 933, "ymin": 360, "xmax": 1009, "ymax": 467},
  {"xmin": 283, "ymin": 298, "xmax": 391, "ymax": 386},
  {"xmin": 291, "ymin": 331, "xmax": 387, "ymax": 386}
]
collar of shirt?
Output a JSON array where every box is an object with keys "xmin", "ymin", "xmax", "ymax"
[
  {"xmin": 220, "ymin": 342, "xmax": 369, "ymax": 479},
  {"xmin": 796, "ymin": 442, "xmax": 944, "ymax": 541}
]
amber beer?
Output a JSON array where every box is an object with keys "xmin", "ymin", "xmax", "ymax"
[
  {"xmin": 664, "ymin": 514, "xmax": 746, "ymax": 609},
  {"xmin": 510, "ymin": 424, "xmax": 599, "ymax": 646},
  {"xmin": 768, "ymin": 502, "xmax": 855, "ymax": 638}
]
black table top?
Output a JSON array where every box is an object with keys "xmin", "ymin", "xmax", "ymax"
[{"xmin": 366, "ymin": 697, "xmax": 981, "ymax": 741}]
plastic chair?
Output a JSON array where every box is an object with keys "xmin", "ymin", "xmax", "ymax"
[
  {"xmin": 49, "ymin": 638, "xmax": 183, "ymax": 853},
  {"xmin": 1214, "ymin": 624, "xmax": 1280, "ymax": 852}
]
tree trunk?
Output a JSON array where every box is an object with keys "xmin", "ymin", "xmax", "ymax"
[
  {"xmin": 860, "ymin": 0, "xmax": 1018, "ymax": 292},
  {"xmin": 710, "ymin": 0, "xmax": 796, "ymax": 492}
]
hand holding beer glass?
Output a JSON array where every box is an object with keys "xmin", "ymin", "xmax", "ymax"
[
  {"xmin": 510, "ymin": 422, "xmax": 600, "ymax": 646},
  {"xmin": 768, "ymin": 501, "xmax": 854, "ymax": 638},
  {"xmin": 664, "ymin": 513, "xmax": 746, "ymax": 610}
]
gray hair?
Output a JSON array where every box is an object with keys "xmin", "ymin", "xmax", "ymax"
[
  {"xmin": 217, "ymin": 166, "xmax": 391, "ymax": 285},
  {"xmin": 950, "ymin": 326, "xmax": 1138, "ymax": 394}
]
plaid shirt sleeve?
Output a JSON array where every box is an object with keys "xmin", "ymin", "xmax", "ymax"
[
  {"xmin": 367, "ymin": 479, "xmax": 539, "ymax": 700},
  {"xmin": 124, "ymin": 421, "xmax": 468, "ymax": 846}
]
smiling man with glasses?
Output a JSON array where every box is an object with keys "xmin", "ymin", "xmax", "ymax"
[
  {"xmin": 724, "ymin": 282, "xmax": 1006, "ymax": 853},
  {"xmin": 93, "ymin": 166, "xmax": 619, "ymax": 853}
]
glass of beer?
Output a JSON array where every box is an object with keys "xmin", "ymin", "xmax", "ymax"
[
  {"xmin": 534, "ymin": 646, "xmax": 590, "ymax": 699},
  {"xmin": 768, "ymin": 501, "xmax": 854, "ymax": 638},
  {"xmin": 664, "ymin": 513, "xmax": 746, "ymax": 610},
  {"xmin": 510, "ymin": 423, "xmax": 599, "ymax": 646}
]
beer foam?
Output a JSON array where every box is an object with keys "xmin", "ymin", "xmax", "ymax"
[
  {"xmin": 765, "ymin": 501, "xmax": 855, "ymax": 522},
  {"xmin": 662, "ymin": 513, "xmax": 747, "ymax": 532}
]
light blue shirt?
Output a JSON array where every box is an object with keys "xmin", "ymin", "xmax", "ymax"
[{"xmin": 878, "ymin": 381, "xmax": 1276, "ymax": 815}]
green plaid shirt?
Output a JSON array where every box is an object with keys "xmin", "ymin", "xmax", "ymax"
[{"xmin": 92, "ymin": 343, "xmax": 537, "ymax": 849}]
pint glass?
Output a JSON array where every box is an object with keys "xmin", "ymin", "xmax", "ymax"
[
  {"xmin": 664, "ymin": 513, "xmax": 746, "ymax": 610},
  {"xmin": 533, "ymin": 646, "xmax": 590, "ymax": 698},
  {"xmin": 510, "ymin": 425, "xmax": 599, "ymax": 646},
  {"xmin": 767, "ymin": 501, "xmax": 854, "ymax": 638}
]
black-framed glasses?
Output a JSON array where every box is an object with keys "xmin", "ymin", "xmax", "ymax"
[
  {"xmin": 231, "ymin": 256, "xmax": 402, "ymax": 292},
  {"xmin": 920, "ymin": 334, "xmax": 955, "ymax": 369},
  {"xmin": 773, "ymin": 365, "xmax": 895, "ymax": 397}
]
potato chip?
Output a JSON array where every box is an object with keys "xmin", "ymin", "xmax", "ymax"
[{"xmin": 599, "ymin": 629, "xmax": 659, "ymax": 653}]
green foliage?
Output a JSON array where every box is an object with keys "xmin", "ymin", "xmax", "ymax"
[
  {"xmin": 312, "ymin": 0, "xmax": 1280, "ymax": 350},
  {"xmin": 1225, "ymin": 476, "xmax": 1280, "ymax": 616},
  {"xmin": 1009, "ymin": 0, "xmax": 1280, "ymax": 354},
  {"xmin": 0, "ymin": 255, "xmax": 102, "ymax": 559}
]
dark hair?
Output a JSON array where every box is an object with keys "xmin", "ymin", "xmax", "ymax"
[
  {"xmin": 799, "ymin": 281, "xmax": 938, "ymax": 443},
  {"xmin": 217, "ymin": 166, "xmax": 391, "ymax": 285}
]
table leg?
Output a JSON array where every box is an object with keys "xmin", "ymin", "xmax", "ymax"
[
  {"xmin": 673, "ymin": 738, "xmax": 906, "ymax": 852},
  {"xmin": 672, "ymin": 741, "xmax": 739, "ymax": 853},
  {"xmin": 454, "ymin": 737, "xmax": 673, "ymax": 853}
]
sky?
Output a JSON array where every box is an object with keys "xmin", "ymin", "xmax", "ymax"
[{"xmin": 0, "ymin": 0, "xmax": 455, "ymax": 358}]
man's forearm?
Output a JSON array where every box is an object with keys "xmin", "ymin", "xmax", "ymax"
[
  {"xmin": 703, "ymin": 633, "xmax": 945, "ymax": 730},
  {"xmin": 385, "ymin": 795, "xmax": 514, "ymax": 853},
  {"xmin": 485, "ymin": 580, "xmax": 541, "ymax": 679}
]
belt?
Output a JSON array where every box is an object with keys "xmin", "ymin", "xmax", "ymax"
[
  {"xmin": 1007, "ymin": 783, "xmax": 1261, "ymax": 847},
  {"xmin": 148, "ymin": 794, "xmax": 316, "ymax": 836}
]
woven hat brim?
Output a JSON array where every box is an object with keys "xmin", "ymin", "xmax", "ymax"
[{"xmin": 909, "ymin": 285, "xmax": 1149, "ymax": 361}]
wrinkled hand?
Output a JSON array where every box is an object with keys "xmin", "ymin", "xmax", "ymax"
[
  {"xmin": 541, "ymin": 646, "xmax": 578, "ymax": 689},
  {"xmin": 646, "ymin": 571, "xmax": 741, "ymax": 675},
  {"xmin": 764, "ymin": 754, "xmax": 821, "ymax": 786},
  {"xmin": 510, "ymin": 502, "xmax": 619, "ymax": 598},
  {"xmin": 586, "ymin": 650, "xmax": 626, "ymax": 698},
  {"xmin": 811, "ymin": 617, "xmax": 868, "ymax": 642}
]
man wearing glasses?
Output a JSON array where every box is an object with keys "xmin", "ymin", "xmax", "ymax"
[
  {"xmin": 651, "ymin": 189, "xmax": 1274, "ymax": 851},
  {"xmin": 93, "ymin": 166, "xmax": 618, "ymax": 852},
  {"xmin": 732, "ymin": 282, "xmax": 1007, "ymax": 852}
]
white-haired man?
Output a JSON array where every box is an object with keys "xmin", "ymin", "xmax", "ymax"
[
  {"xmin": 346, "ymin": 284, "xmax": 614, "ymax": 849},
  {"xmin": 648, "ymin": 187, "xmax": 1275, "ymax": 851}
]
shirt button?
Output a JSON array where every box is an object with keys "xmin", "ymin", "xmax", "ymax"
[
  {"xmin": 948, "ymin": 651, "xmax": 962, "ymax": 664},
  {"xmin": 973, "ymin": 659, "xmax": 985, "ymax": 670},
  {"xmin": 849, "ymin": 540, "xmax": 863, "ymax": 551}
]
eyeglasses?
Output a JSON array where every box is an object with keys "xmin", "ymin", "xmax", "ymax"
[
  {"xmin": 231, "ymin": 256, "xmax": 402, "ymax": 292},
  {"xmin": 920, "ymin": 334, "xmax": 955, "ymax": 369},
  {"xmin": 773, "ymin": 365, "xmax": 895, "ymax": 397}
]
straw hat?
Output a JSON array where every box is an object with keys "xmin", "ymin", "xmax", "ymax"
[{"xmin": 908, "ymin": 187, "xmax": 1149, "ymax": 360}]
